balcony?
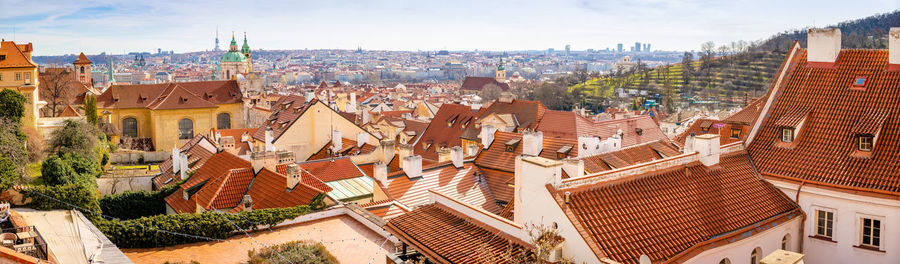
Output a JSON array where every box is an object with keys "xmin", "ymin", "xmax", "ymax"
[{"xmin": 0, "ymin": 226, "xmax": 49, "ymax": 261}]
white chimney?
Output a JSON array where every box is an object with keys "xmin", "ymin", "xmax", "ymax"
[
  {"xmin": 379, "ymin": 140, "xmax": 396, "ymax": 163},
  {"xmin": 356, "ymin": 132, "xmax": 369, "ymax": 148},
  {"xmin": 285, "ymin": 164, "xmax": 302, "ymax": 189},
  {"xmin": 305, "ymin": 92, "xmax": 314, "ymax": 103},
  {"xmin": 171, "ymin": 147, "xmax": 181, "ymax": 173},
  {"xmin": 403, "ymin": 155, "xmax": 423, "ymax": 178},
  {"xmin": 693, "ymin": 134, "xmax": 720, "ymax": 167},
  {"xmin": 374, "ymin": 162, "xmax": 388, "ymax": 187},
  {"xmin": 349, "ymin": 92, "xmax": 358, "ymax": 113},
  {"xmin": 513, "ymin": 156, "xmax": 563, "ymax": 226},
  {"xmin": 398, "ymin": 143, "xmax": 414, "ymax": 169},
  {"xmin": 437, "ymin": 147, "xmax": 451, "ymax": 162},
  {"xmin": 331, "ymin": 130, "xmax": 342, "ymax": 153},
  {"xmin": 561, "ymin": 159, "xmax": 584, "ymax": 179},
  {"xmin": 265, "ymin": 128, "xmax": 275, "ymax": 151},
  {"xmin": 480, "ymin": 125, "xmax": 497, "ymax": 149},
  {"xmin": 179, "ymin": 153, "xmax": 188, "ymax": 180},
  {"xmin": 807, "ymin": 28, "xmax": 842, "ymax": 63},
  {"xmin": 522, "ymin": 131, "xmax": 544, "ymax": 156},
  {"xmin": 890, "ymin": 28, "xmax": 900, "ymax": 65},
  {"xmin": 251, "ymin": 151, "xmax": 277, "ymax": 173},
  {"xmin": 215, "ymin": 131, "xmax": 221, "ymax": 141},
  {"xmin": 362, "ymin": 108, "xmax": 372, "ymax": 124},
  {"xmin": 684, "ymin": 133, "xmax": 696, "ymax": 154},
  {"xmin": 450, "ymin": 146, "xmax": 464, "ymax": 168}
]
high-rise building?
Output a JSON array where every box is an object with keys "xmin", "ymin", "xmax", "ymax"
[
  {"xmin": 617, "ymin": 43, "xmax": 623, "ymax": 53},
  {"xmin": 643, "ymin": 43, "xmax": 651, "ymax": 52},
  {"xmin": 214, "ymin": 27, "xmax": 220, "ymax": 52},
  {"xmin": 565, "ymin": 44, "xmax": 571, "ymax": 56},
  {"xmin": 634, "ymin": 42, "xmax": 642, "ymax": 52}
]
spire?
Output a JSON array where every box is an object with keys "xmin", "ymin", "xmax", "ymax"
[
  {"xmin": 229, "ymin": 32, "xmax": 238, "ymax": 52},
  {"xmin": 498, "ymin": 57, "xmax": 505, "ymax": 71},
  {"xmin": 241, "ymin": 32, "xmax": 250, "ymax": 55}
]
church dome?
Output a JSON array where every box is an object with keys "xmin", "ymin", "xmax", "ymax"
[{"xmin": 221, "ymin": 51, "xmax": 247, "ymax": 62}]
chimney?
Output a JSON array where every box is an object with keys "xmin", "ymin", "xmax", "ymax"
[
  {"xmin": 398, "ymin": 143, "xmax": 414, "ymax": 169},
  {"xmin": 561, "ymin": 159, "xmax": 584, "ymax": 179},
  {"xmin": 331, "ymin": 130, "xmax": 342, "ymax": 153},
  {"xmin": 349, "ymin": 92, "xmax": 358, "ymax": 113},
  {"xmin": 514, "ymin": 156, "xmax": 563, "ymax": 226},
  {"xmin": 522, "ymin": 131, "xmax": 544, "ymax": 156},
  {"xmin": 374, "ymin": 162, "xmax": 388, "ymax": 187},
  {"xmin": 219, "ymin": 136, "xmax": 236, "ymax": 154},
  {"xmin": 693, "ymin": 134, "xmax": 720, "ymax": 167},
  {"xmin": 437, "ymin": 147, "xmax": 451, "ymax": 162},
  {"xmin": 466, "ymin": 145, "xmax": 480, "ymax": 156},
  {"xmin": 179, "ymin": 153, "xmax": 188, "ymax": 180},
  {"xmin": 214, "ymin": 131, "xmax": 221, "ymax": 141},
  {"xmin": 498, "ymin": 92, "xmax": 515, "ymax": 103},
  {"xmin": 890, "ymin": 28, "xmax": 900, "ymax": 65},
  {"xmin": 265, "ymin": 128, "xmax": 275, "ymax": 151},
  {"xmin": 285, "ymin": 164, "xmax": 302, "ymax": 189},
  {"xmin": 403, "ymin": 155, "xmax": 423, "ymax": 178},
  {"xmin": 277, "ymin": 150, "xmax": 295, "ymax": 164},
  {"xmin": 241, "ymin": 132, "xmax": 250, "ymax": 143},
  {"xmin": 480, "ymin": 125, "xmax": 497, "ymax": 149},
  {"xmin": 807, "ymin": 28, "xmax": 842, "ymax": 63},
  {"xmin": 684, "ymin": 133, "xmax": 696, "ymax": 154},
  {"xmin": 305, "ymin": 92, "xmax": 314, "ymax": 103},
  {"xmin": 241, "ymin": 195, "xmax": 253, "ymax": 211},
  {"xmin": 450, "ymin": 146, "xmax": 464, "ymax": 168},
  {"xmin": 171, "ymin": 147, "xmax": 181, "ymax": 173},
  {"xmin": 356, "ymin": 132, "xmax": 369, "ymax": 148},
  {"xmin": 379, "ymin": 140, "xmax": 396, "ymax": 163},
  {"xmin": 251, "ymin": 151, "xmax": 277, "ymax": 173}
]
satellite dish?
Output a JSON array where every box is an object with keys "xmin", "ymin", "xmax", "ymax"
[{"xmin": 639, "ymin": 254, "xmax": 651, "ymax": 264}]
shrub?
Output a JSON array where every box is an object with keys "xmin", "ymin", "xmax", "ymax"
[
  {"xmin": 247, "ymin": 241, "xmax": 338, "ymax": 264},
  {"xmin": 0, "ymin": 118, "xmax": 26, "ymax": 175},
  {"xmin": 0, "ymin": 157, "xmax": 18, "ymax": 192},
  {"xmin": 0, "ymin": 89, "xmax": 25, "ymax": 124},
  {"xmin": 95, "ymin": 205, "xmax": 312, "ymax": 248},
  {"xmin": 22, "ymin": 125, "xmax": 45, "ymax": 163},
  {"xmin": 41, "ymin": 156, "xmax": 78, "ymax": 186},
  {"xmin": 100, "ymin": 185, "xmax": 178, "ymax": 220},
  {"xmin": 101, "ymin": 152, "xmax": 109, "ymax": 166},
  {"xmin": 22, "ymin": 183, "xmax": 101, "ymax": 216},
  {"xmin": 63, "ymin": 152, "xmax": 101, "ymax": 178},
  {"xmin": 47, "ymin": 120, "xmax": 101, "ymax": 163}
]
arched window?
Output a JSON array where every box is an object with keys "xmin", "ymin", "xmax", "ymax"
[
  {"xmin": 750, "ymin": 247, "xmax": 762, "ymax": 264},
  {"xmin": 80, "ymin": 66, "xmax": 85, "ymax": 74},
  {"xmin": 217, "ymin": 113, "xmax": 231, "ymax": 129},
  {"xmin": 178, "ymin": 118, "xmax": 193, "ymax": 139},
  {"xmin": 719, "ymin": 258, "xmax": 731, "ymax": 264},
  {"xmin": 122, "ymin": 118, "xmax": 137, "ymax": 138},
  {"xmin": 782, "ymin": 234, "xmax": 791, "ymax": 250}
]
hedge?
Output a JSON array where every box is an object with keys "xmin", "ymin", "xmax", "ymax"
[
  {"xmin": 100, "ymin": 185, "xmax": 178, "ymax": 220},
  {"xmin": 95, "ymin": 205, "xmax": 312, "ymax": 248},
  {"xmin": 22, "ymin": 183, "xmax": 101, "ymax": 217}
]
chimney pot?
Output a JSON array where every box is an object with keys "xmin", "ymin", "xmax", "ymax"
[
  {"xmin": 331, "ymin": 130, "xmax": 342, "ymax": 153},
  {"xmin": 285, "ymin": 163, "xmax": 301, "ymax": 189},
  {"xmin": 480, "ymin": 125, "xmax": 497, "ymax": 149},
  {"xmin": 374, "ymin": 162, "xmax": 388, "ymax": 187}
]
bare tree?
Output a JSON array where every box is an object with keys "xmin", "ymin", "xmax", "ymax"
[{"xmin": 40, "ymin": 68, "xmax": 75, "ymax": 117}]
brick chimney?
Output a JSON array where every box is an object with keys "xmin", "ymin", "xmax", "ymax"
[
  {"xmin": 251, "ymin": 151, "xmax": 277, "ymax": 173},
  {"xmin": 807, "ymin": 28, "xmax": 842, "ymax": 63},
  {"xmin": 285, "ymin": 164, "xmax": 302, "ymax": 189},
  {"xmin": 890, "ymin": 27, "xmax": 900, "ymax": 65},
  {"xmin": 480, "ymin": 125, "xmax": 497, "ymax": 149},
  {"xmin": 403, "ymin": 155, "xmax": 423, "ymax": 178},
  {"xmin": 693, "ymin": 134, "xmax": 720, "ymax": 167},
  {"xmin": 522, "ymin": 131, "xmax": 544, "ymax": 156},
  {"xmin": 219, "ymin": 136, "xmax": 236, "ymax": 154},
  {"xmin": 356, "ymin": 132, "xmax": 369, "ymax": 148},
  {"xmin": 450, "ymin": 146, "xmax": 464, "ymax": 168}
]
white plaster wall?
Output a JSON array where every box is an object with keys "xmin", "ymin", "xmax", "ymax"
[
  {"xmin": 772, "ymin": 180, "xmax": 900, "ymax": 264},
  {"xmin": 686, "ymin": 216, "xmax": 802, "ymax": 264}
]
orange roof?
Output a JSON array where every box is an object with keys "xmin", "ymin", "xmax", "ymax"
[
  {"xmin": 580, "ymin": 140, "xmax": 681, "ymax": 173},
  {"xmin": 214, "ymin": 128, "xmax": 256, "ymax": 155},
  {"xmin": 181, "ymin": 151, "xmax": 251, "ymax": 190},
  {"xmin": 414, "ymin": 103, "xmax": 479, "ymax": 161},
  {"xmin": 244, "ymin": 167, "xmax": 323, "ymax": 210},
  {"xmin": 275, "ymin": 164, "xmax": 333, "ymax": 193},
  {"xmin": 748, "ymin": 48, "xmax": 900, "ymax": 194},
  {"xmin": 474, "ymin": 131, "xmax": 578, "ymax": 173},
  {"xmin": 152, "ymin": 134, "xmax": 217, "ymax": 189},
  {"xmin": 193, "ymin": 168, "xmax": 254, "ymax": 210},
  {"xmin": 0, "ymin": 41, "xmax": 37, "ymax": 68},
  {"xmin": 306, "ymin": 138, "xmax": 377, "ymax": 161},
  {"xmin": 385, "ymin": 162, "xmax": 500, "ymax": 214},
  {"xmin": 361, "ymin": 199, "xmax": 409, "ymax": 220},
  {"xmin": 461, "ymin": 99, "xmax": 548, "ymax": 140},
  {"xmin": 97, "ymin": 80, "xmax": 242, "ymax": 110},
  {"xmin": 385, "ymin": 203, "xmax": 529, "ymax": 264},
  {"xmin": 555, "ymin": 153, "xmax": 800, "ymax": 263},
  {"xmin": 251, "ymin": 95, "xmax": 310, "ymax": 141},
  {"xmin": 297, "ymin": 157, "xmax": 365, "ymax": 182},
  {"xmin": 73, "ymin": 52, "xmax": 92, "ymax": 64},
  {"xmin": 536, "ymin": 113, "xmax": 668, "ymax": 148}
]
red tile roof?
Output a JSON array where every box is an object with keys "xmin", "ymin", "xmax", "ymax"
[
  {"xmin": 385, "ymin": 203, "xmax": 529, "ymax": 264},
  {"xmin": 181, "ymin": 151, "xmax": 251, "ymax": 190},
  {"xmin": 748, "ymin": 48, "xmax": 900, "ymax": 194},
  {"xmin": 475, "ymin": 131, "xmax": 578, "ymax": 172},
  {"xmin": 306, "ymin": 138, "xmax": 377, "ymax": 161},
  {"xmin": 244, "ymin": 167, "xmax": 323, "ymax": 210},
  {"xmin": 193, "ymin": 168, "xmax": 254, "ymax": 210},
  {"xmin": 385, "ymin": 162, "xmax": 500, "ymax": 214},
  {"xmin": 555, "ymin": 152, "xmax": 800, "ymax": 264},
  {"xmin": 461, "ymin": 99, "xmax": 548, "ymax": 140},
  {"xmin": 414, "ymin": 103, "xmax": 479, "ymax": 161},
  {"xmin": 73, "ymin": 52, "xmax": 92, "ymax": 64},
  {"xmin": 579, "ymin": 140, "xmax": 681, "ymax": 173},
  {"xmin": 97, "ymin": 80, "xmax": 242, "ymax": 109},
  {"xmin": 214, "ymin": 128, "xmax": 256, "ymax": 155},
  {"xmin": 251, "ymin": 95, "xmax": 310, "ymax": 141},
  {"xmin": 361, "ymin": 199, "xmax": 409, "ymax": 220},
  {"xmin": 296, "ymin": 158, "xmax": 365, "ymax": 183},
  {"xmin": 152, "ymin": 134, "xmax": 217, "ymax": 189},
  {"xmin": 0, "ymin": 41, "xmax": 37, "ymax": 68},
  {"xmin": 536, "ymin": 113, "xmax": 668, "ymax": 148},
  {"xmin": 275, "ymin": 164, "xmax": 333, "ymax": 193}
]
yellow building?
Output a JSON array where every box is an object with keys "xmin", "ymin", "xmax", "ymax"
[
  {"xmin": 0, "ymin": 41, "xmax": 40, "ymax": 127},
  {"xmin": 97, "ymin": 80, "xmax": 245, "ymax": 151}
]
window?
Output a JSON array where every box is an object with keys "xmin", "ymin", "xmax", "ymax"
[
  {"xmin": 80, "ymin": 66, "xmax": 85, "ymax": 74},
  {"xmin": 719, "ymin": 258, "xmax": 731, "ymax": 264},
  {"xmin": 851, "ymin": 76, "xmax": 868, "ymax": 90},
  {"xmin": 860, "ymin": 217, "xmax": 881, "ymax": 248},
  {"xmin": 178, "ymin": 119, "xmax": 193, "ymax": 139},
  {"xmin": 15, "ymin": 73, "xmax": 21, "ymax": 81},
  {"xmin": 750, "ymin": 247, "xmax": 761, "ymax": 264},
  {"xmin": 731, "ymin": 128, "xmax": 742, "ymax": 139},
  {"xmin": 816, "ymin": 209, "xmax": 834, "ymax": 238},
  {"xmin": 782, "ymin": 128, "xmax": 794, "ymax": 143},
  {"xmin": 504, "ymin": 139, "xmax": 520, "ymax": 152},
  {"xmin": 782, "ymin": 234, "xmax": 791, "ymax": 250},
  {"xmin": 217, "ymin": 113, "xmax": 231, "ymax": 129},
  {"xmin": 0, "ymin": 73, "xmax": 3, "ymax": 81},
  {"xmin": 858, "ymin": 135, "xmax": 873, "ymax": 151},
  {"xmin": 122, "ymin": 118, "xmax": 138, "ymax": 138},
  {"xmin": 0, "ymin": 55, "xmax": 6, "ymax": 60},
  {"xmin": 24, "ymin": 73, "xmax": 30, "ymax": 82}
]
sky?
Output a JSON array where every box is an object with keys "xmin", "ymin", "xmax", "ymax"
[{"xmin": 0, "ymin": 0, "xmax": 897, "ymax": 56}]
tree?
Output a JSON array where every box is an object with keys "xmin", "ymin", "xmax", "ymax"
[
  {"xmin": 42, "ymin": 156, "xmax": 78, "ymax": 186},
  {"xmin": 0, "ymin": 118, "xmax": 26, "ymax": 175},
  {"xmin": 40, "ymin": 68, "xmax": 75, "ymax": 117},
  {"xmin": 63, "ymin": 152, "xmax": 101, "ymax": 178},
  {"xmin": 84, "ymin": 94, "xmax": 98, "ymax": 126},
  {"xmin": 481, "ymin": 83, "xmax": 503, "ymax": 102},
  {"xmin": 47, "ymin": 120, "xmax": 102, "ymax": 163},
  {"xmin": 0, "ymin": 157, "xmax": 18, "ymax": 192},
  {"xmin": 0, "ymin": 89, "xmax": 26, "ymax": 124},
  {"xmin": 681, "ymin": 52, "xmax": 695, "ymax": 89}
]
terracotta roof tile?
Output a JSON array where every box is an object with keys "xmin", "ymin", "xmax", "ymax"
[
  {"xmin": 297, "ymin": 157, "xmax": 365, "ymax": 183},
  {"xmin": 580, "ymin": 140, "xmax": 681, "ymax": 173},
  {"xmin": 97, "ymin": 80, "xmax": 242, "ymax": 109},
  {"xmin": 414, "ymin": 104, "xmax": 479, "ymax": 161},
  {"xmin": 0, "ymin": 41, "xmax": 37, "ymax": 68},
  {"xmin": 474, "ymin": 131, "xmax": 578, "ymax": 173},
  {"xmin": 245, "ymin": 167, "xmax": 323, "ymax": 210},
  {"xmin": 385, "ymin": 163, "xmax": 500, "ymax": 214}
]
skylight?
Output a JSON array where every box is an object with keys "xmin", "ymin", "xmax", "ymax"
[{"xmin": 851, "ymin": 76, "xmax": 868, "ymax": 90}]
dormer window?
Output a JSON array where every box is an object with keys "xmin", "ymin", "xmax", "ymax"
[
  {"xmin": 781, "ymin": 127, "xmax": 794, "ymax": 143},
  {"xmin": 858, "ymin": 134, "xmax": 874, "ymax": 151},
  {"xmin": 556, "ymin": 145, "xmax": 572, "ymax": 159},
  {"xmin": 730, "ymin": 127, "xmax": 742, "ymax": 139},
  {"xmin": 851, "ymin": 76, "xmax": 868, "ymax": 90},
  {"xmin": 635, "ymin": 128, "xmax": 643, "ymax": 136},
  {"xmin": 504, "ymin": 139, "xmax": 520, "ymax": 152}
]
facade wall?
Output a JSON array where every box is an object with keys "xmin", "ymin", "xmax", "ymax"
[
  {"xmin": 0, "ymin": 67, "xmax": 40, "ymax": 127},
  {"xmin": 771, "ymin": 180, "xmax": 900, "ymax": 264},
  {"xmin": 271, "ymin": 103, "xmax": 378, "ymax": 160},
  {"xmin": 686, "ymin": 216, "xmax": 802, "ymax": 264},
  {"xmin": 104, "ymin": 103, "xmax": 244, "ymax": 151}
]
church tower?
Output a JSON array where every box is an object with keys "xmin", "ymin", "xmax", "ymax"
[
  {"xmin": 495, "ymin": 57, "xmax": 506, "ymax": 83},
  {"xmin": 241, "ymin": 32, "xmax": 252, "ymax": 72},
  {"xmin": 220, "ymin": 32, "xmax": 249, "ymax": 80},
  {"xmin": 73, "ymin": 52, "xmax": 92, "ymax": 87}
]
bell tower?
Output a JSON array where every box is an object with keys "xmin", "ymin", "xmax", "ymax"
[
  {"xmin": 495, "ymin": 57, "xmax": 506, "ymax": 82},
  {"xmin": 73, "ymin": 52, "xmax": 92, "ymax": 87},
  {"xmin": 242, "ymin": 32, "xmax": 252, "ymax": 72}
]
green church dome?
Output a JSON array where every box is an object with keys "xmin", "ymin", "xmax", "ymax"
[{"xmin": 221, "ymin": 51, "xmax": 247, "ymax": 62}]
